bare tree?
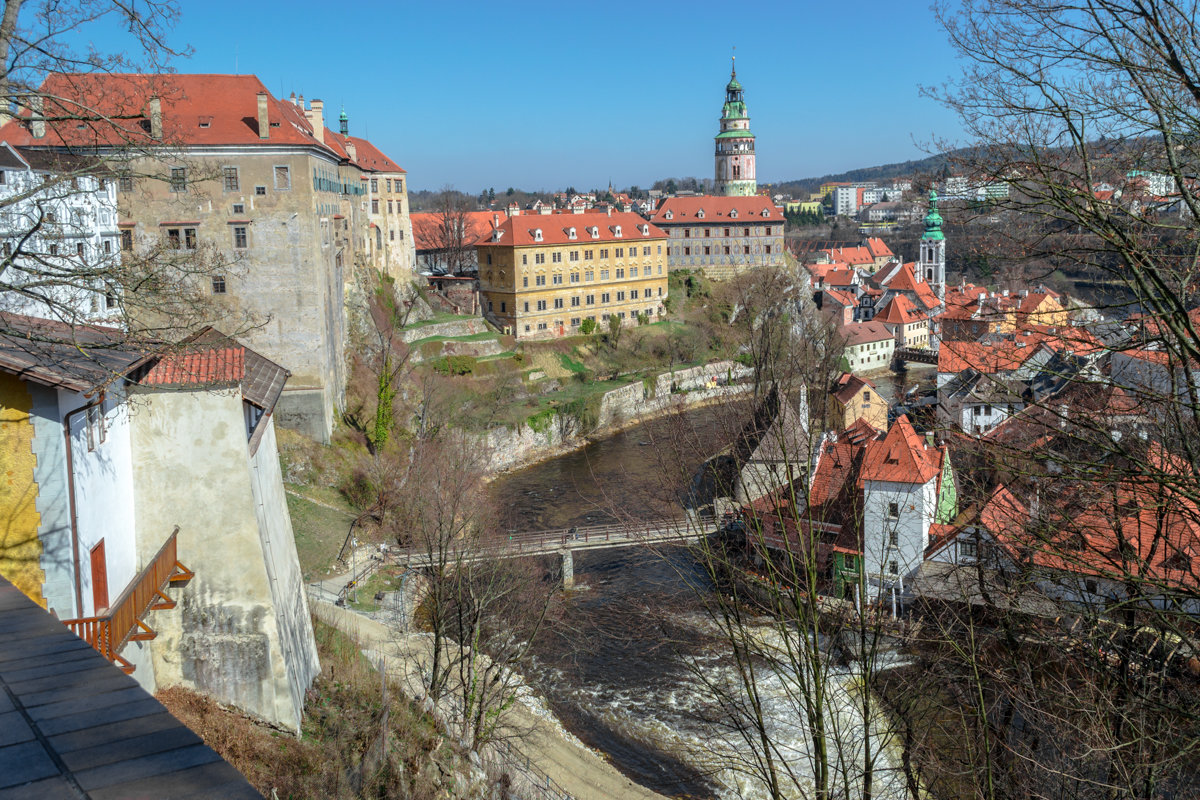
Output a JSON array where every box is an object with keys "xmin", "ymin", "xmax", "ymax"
[{"xmin": 431, "ymin": 186, "xmax": 477, "ymax": 275}]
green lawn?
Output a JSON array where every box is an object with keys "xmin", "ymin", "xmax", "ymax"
[
  {"xmin": 401, "ymin": 312, "xmax": 477, "ymax": 331},
  {"xmin": 286, "ymin": 489, "xmax": 355, "ymax": 581},
  {"xmin": 408, "ymin": 330, "xmax": 499, "ymax": 346}
]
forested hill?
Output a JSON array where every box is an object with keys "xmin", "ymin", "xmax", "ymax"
[{"xmin": 771, "ymin": 150, "xmax": 960, "ymax": 195}]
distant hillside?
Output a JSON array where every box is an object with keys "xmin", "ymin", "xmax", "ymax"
[{"xmin": 772, "ymin": 150, "xmax": 965, "ymax": 195}]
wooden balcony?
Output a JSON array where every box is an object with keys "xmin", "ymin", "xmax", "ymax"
[{"xmin": 63, "ymin": 526, "xmax": 193, "ymax": 674}]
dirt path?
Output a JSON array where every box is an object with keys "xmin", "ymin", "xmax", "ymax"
[{"xmin": 309, "ymin": 597, "xmax": 668, "ymax": 800}]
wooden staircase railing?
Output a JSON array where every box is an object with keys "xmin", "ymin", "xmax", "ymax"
[{"xmin": 63, "ymin": 527, "xmax": 193, "ymax": 674}]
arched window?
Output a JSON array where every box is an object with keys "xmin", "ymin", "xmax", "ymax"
[{"xmin": 534, "ymin": 228, "xmax": 543, "ymax": 242}]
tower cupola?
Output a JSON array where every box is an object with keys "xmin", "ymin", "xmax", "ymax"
[{"xmin": 714, "ymin": 56, "xmax": 757, "ymax": 197}]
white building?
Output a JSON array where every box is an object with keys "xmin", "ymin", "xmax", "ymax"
[
  {"xmin": 0, "ymin": 316, "xmax": 319, "ymax": 732},
  {"xmin": 831, "ymin": 186, "xmax": 861, "ymax": 217},
  {"xmin": 0, "ymin": 142, "xmax": 121, "ymax": 322}
]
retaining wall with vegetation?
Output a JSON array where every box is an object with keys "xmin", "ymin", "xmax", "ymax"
[{"xmin": 479, "ymin": 360, "xmax": 753, "ymax": 473}]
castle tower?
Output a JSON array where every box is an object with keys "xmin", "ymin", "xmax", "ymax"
[
  {"xmin": 920, "ymin": 189, "xmax": 946, "ymax": 303},
  {"xmin": 714, "ymin": 58, "xmax": 757, "ymax": 197}
]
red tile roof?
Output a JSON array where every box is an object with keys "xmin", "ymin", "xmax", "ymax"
[
  {"xmin": 843, "ymin": 320, "xmax": 893, "ymax": 346},
  {"xmin": 344, "ymin": 135, "xmax": 406, "ymax": 174},
  {"xmin": 831, "ymin": 372, "xmax": 877, "ymax": 405},
  {"xmin": 874, "ymin": 294, "xmax": 922, "ymax": 325},
  {"xmin": 411, "ymin": 211, "xmax": 497, "ymax": 252},
  {"xmin": 859, "ymin": 415, "xmax": 942, "ymax": 485},
  {"xmin": 650, "ymin": 195, "xmax": 784, "ymax": 223},
  {"xmin": 937, "ymin": 340, "xmax": 1044, "ymax": 374},
  {"xmin": 477, "ymin": 211, "xmax": 666, "ymax": 248},
  {"xmin": 821, "ymin": 245, "xmax": 875, "ymax": 266},
  {"xmin": 823, "ymin": 289, "xmax": 858, "ymax": 308},
  {"xmin": 138, "ymin": 346, "xmax": 245, "ymax": 387},
  {"xmin": 864, "ymin": 237, "xmax": 894, "ymax": 259},
  {"xmin": 0, "ymin": 73, "xmax": 335, "ymax": 153}
]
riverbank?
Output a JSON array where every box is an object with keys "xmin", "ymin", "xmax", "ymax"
[
  {"xmin": 478, "ymin": 360, "xmax": 754, "ymax": 477},
  {"xmin": 310, "ymin": 596, "xmax": 672, "ymax": 800}
]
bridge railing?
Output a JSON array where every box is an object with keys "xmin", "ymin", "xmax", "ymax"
[{"xmin": 392, "ymin": 514, "xmax": 719, "ymax": 563}]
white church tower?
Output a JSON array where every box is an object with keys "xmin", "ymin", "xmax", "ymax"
[{"xmin": 714, "ymin": 58, "xmax": 757, "ymax": 197}]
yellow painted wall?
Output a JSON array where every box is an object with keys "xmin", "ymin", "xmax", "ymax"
[{"xmin": 0, "ymin": 373, "xmax": 43, "ymax": 605}]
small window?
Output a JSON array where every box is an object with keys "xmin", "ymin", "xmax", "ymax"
[
  {"xmin": 889, "ymin": 560, "xmax": 898, "ymax": 575},
  {"xmin": 232, "ymin": 203, "xmax": 245, "ymax": 215},
  {"xmin": 120, "ymin": 230, "xmax": 133, "ymax": 251},
  {"xmin": 212, "ymin": 275, "xmax": 227, "ymax": 294},
  {"xmin": 887, "ymin": 502, "xmax": 899, "ymax": 519},
  {"xmin": 118, "ymin": 175, "xmax": 134, "ymax": 192},
  {"xmin": 889, "ymin": 530, "xmax": 899, "ymax": 547},
  {"xmin": 75, "ymin": 242, "xmax": 84, "ymax": 257},
  {"xmin": 223, "ymin": 166, "xmax": 239, "ymax": 191},
  {"xmin": 255, "ymin": 185, "xmax": 267, "ymax": 196},
  {"xmin": 233, "ymin": 226, "xmax": 248, "ymax": 249},
  {"xmin": 274, "ymin": 165, "xmax": 291, "ymax": 191},
  {"xmin": 102, "ymin": 240, "xmax": 112, "ymax": 255},
  {"xmin": 169, "ymin": 167, "xmax": 187, "ymax": 192},
  {"xmin": 85, "ymin": 405, "xmax": 106, "ymax": 451}
]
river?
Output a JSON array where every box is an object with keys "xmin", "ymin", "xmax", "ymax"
[{"xmin": 488, "ymin": 370, "xmax": 934, "ymax": 798}]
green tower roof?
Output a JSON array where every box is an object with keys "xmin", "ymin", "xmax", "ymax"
[{"xmin": 922, "ymin": 189, "xmax": 945, "ymax": 241}]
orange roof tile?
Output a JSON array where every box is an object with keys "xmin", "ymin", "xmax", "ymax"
[
  {"xmin": 411, "ymin": 211, "xmax": 497, "ymax": 252},
  {"xmin": 937, "ymin": 340, "xmax": 1044, "ymax": 374},
  {"xmin": 650, "ymin": 195, "xmax": 784, "ymax": 223},
  {"xmin": 139, "ymin": 346, "xmax": 245, "ymax": 387},
  {"xmin": 859, "ymin": 415, "xmax": 942, "ymax": 485},
  {"xmin": 477, "ymin": 211, "xmax": 666, "ymax": 248},
  {"xmin": 843, "ymin": 320, "xmax": 893, "ymax": 346},
  {"xmin": 0, "ymin": 73, "xmax": 336, "ymax": 153},
  {"xmin": 874, "ymin": 294, "xmax": 922, "ymax": 325}
]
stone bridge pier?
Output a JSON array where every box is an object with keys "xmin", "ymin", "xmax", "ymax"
[{"xmin": 560, "ymin": 549, "xmax": 574, "ymax": 590}]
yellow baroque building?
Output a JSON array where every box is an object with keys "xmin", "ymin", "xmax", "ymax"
[{"xmin": 477, "ymin": 210, "xmax": 669, "ymax": 339}]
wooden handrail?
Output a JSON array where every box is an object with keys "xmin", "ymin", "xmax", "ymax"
[{"xmin": 63, "ymin": 527, "xmax": 191, "ymax": 672}]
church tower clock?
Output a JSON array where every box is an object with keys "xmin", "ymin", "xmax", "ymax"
[{"xmin": 714, "ymin": 58, "xmax": 757, "ymax": 197}]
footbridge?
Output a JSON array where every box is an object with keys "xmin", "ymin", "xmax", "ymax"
[
  {"xmin": 894, "ymin": 346, "xmax": 938, "ymax": 366},
  {"xmin": 392, "ymin": 513, "xmax": 720, "ymax": 589}
]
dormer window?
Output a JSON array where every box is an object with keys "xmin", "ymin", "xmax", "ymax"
[
  {"xmin": 534, "ymin": 228, "xmax": 543, "ymax": 242},
  {"xmin": 613, "ymin": 225, "xmax": 622, "ymax": 238},
  {"xmin": 730, "ymin": 209, "xmax": 738, "ymax": 219},
  {"xmin": 590, "ymin": 226, "xmax": 599, "ymax": 239},
  {"xmin": 492, "ymin": 229, "xmax": 504, "ymax": 242},
  {"xmin": 639, "ymin": 224, "xmax": 649, "ymax": 236},
  {"xmin": 664, "ymin": 210, "xmax": 673, "ymax": 220},
  {"xmin": 198, "ymin": 116, "xmax": 213, "ymax": 128},
  {"xmin": 761, "ymin": 208, "xmax": 770, "ymax": 217},
  {"xmin": 568, "ymin": 227, "xmax": 577, "ymax": 240},
  {"xmin": 697, "ymin": 209, "xmax": 706, "ymax": 219}
]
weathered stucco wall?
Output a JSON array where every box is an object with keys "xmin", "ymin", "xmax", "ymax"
[
  {"xmin": 128, "ymin": 387, "xmax": 315, "ymax": 732},
  {"xmin": 248, "ymin": 418, "xmax": 320, "ymax": 720},
  {"xmin": 482, "ymin": 362, "xmax": 752, "ymax": 473}
]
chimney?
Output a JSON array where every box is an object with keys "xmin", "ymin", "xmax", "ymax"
[
  {"xmin": 344, "ymin": 139, "xmax": 356, "ymax": 162},
  {"xmin": 29, "ymin": 95, "xmax": 44, "ymax": 139},
  {"xmin": 257, "ymin": 91, "xmax": 270, "ymax": 140},
  {"xmin": 607, "ymin": 206, "xmax": 612, "ymax": 217},
  {"xmin": 493, "ymin": 213, "xmax": 499, "ymax": 228},
  {"xmin": 308, "ymin": 99, "xmax": 324, "ymax": 144},
  {"xmin": 148, "ymin": 97, "xmax": 162, "ymax": 140}
]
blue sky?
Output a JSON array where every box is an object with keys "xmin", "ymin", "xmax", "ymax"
[{"xmin": 99, "ymin": 0, "xmax": 968, "ymax": 192}]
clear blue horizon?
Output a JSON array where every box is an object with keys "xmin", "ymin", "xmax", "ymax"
[{"xmin": 97, "ymin": 1, "xmax": 970, "ymax": 192}]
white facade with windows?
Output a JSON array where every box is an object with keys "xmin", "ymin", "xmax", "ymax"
[{"xmin": 0, "ymin": 143, "xmax": 121, "ymax": 322}]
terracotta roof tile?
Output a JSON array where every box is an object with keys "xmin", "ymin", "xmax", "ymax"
[
  {"xmin": 140, "ymin": 346, "xmax": 245, "ymax": 386},
  {"xmin": 859, "ymin": 415, "xmax": 942, "ymax": 485},
  {"xmin": 478, "ymin": 211, "xmax": 666, "ymax": 248},
  {"xmin": 650, "ymin": 195, "xmax": 784, "ymax": 223}
]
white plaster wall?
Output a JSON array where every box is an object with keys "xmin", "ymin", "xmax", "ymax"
[
  {"xmin": 128, "ymin": 386, "xmax": 307, "ymax": 732},
  {"xmin": 862, "ymin": 478, "xmax": 937, "ymax": 596},
  {"xmin": 248, "ymin": 417, "xmax": 320, "ymax": 722},
  {"xmin": 64, "ymin": 389, "xmax": 137, "ymax": 617}
]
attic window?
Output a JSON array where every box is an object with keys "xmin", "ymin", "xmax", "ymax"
[
  {"xmin": 730, "ymin": 209, "xmax": 738, "ymax": 218},
  {"xmin": 534, "ymin": 228, "xmax": 543, "ymax": 242},
  {"xmin": 568, "ymin": 227, "xmax": 577, "ymax": 240},
  {"xmin": 697, "ymin": 209, "xmax": 706, "ymax": 219},
  {"xmin": 590, "ymin": 226, "xmax": 599, "ymax": 239},
  {"xmin": 198, "ymin": 116, "xmax": 213, "ymax": 128},
  {"xmin": 613, "ymin": 225, "xmax": 622, "ymax": 238},
  {"xmin": 664, "ymin": 210, "xmax": 673, "ymax": 220},
  {"xmin": 761, "ymin": 208, "xmax": 770, "ymax": 217},
  {"xmin": 639, "ymin": 224, "xmax": 649, "ymax": 236},
  {"xmin": 269, "ymin": 122, "xmax": 281, "ymax": 128}
]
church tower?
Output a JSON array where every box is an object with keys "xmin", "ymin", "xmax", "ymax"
[
  {"xmin": 920, "ymin": 189, "xmax": 946, "ymax": 303},
  {"xmin": 714, "ymin": 58, "xmax": 757, "ymax": 197}
]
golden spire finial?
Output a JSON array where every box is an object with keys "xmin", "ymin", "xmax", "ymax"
[{"xmin": 731, "ymin": 47, "xmax": 736, "ymax": 78}]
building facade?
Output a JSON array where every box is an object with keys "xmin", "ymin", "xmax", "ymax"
[
  {"xmin": 714, "ymin": 60, "xmax": 757, "ymax": 197},
  {"xmin": 0, "ymin": 144, "xmax": 121, "ymax": 322},
  {"xmin": 1, "ymin": 74, "xmax": 413, "ymax": 442},
  {"xmin": 477, "ymin": 210, "xmax": 669, "ymax": 339},
  {"xmin": 650, "ymin": 195, "xmax": 785, "ymax": 278}
]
